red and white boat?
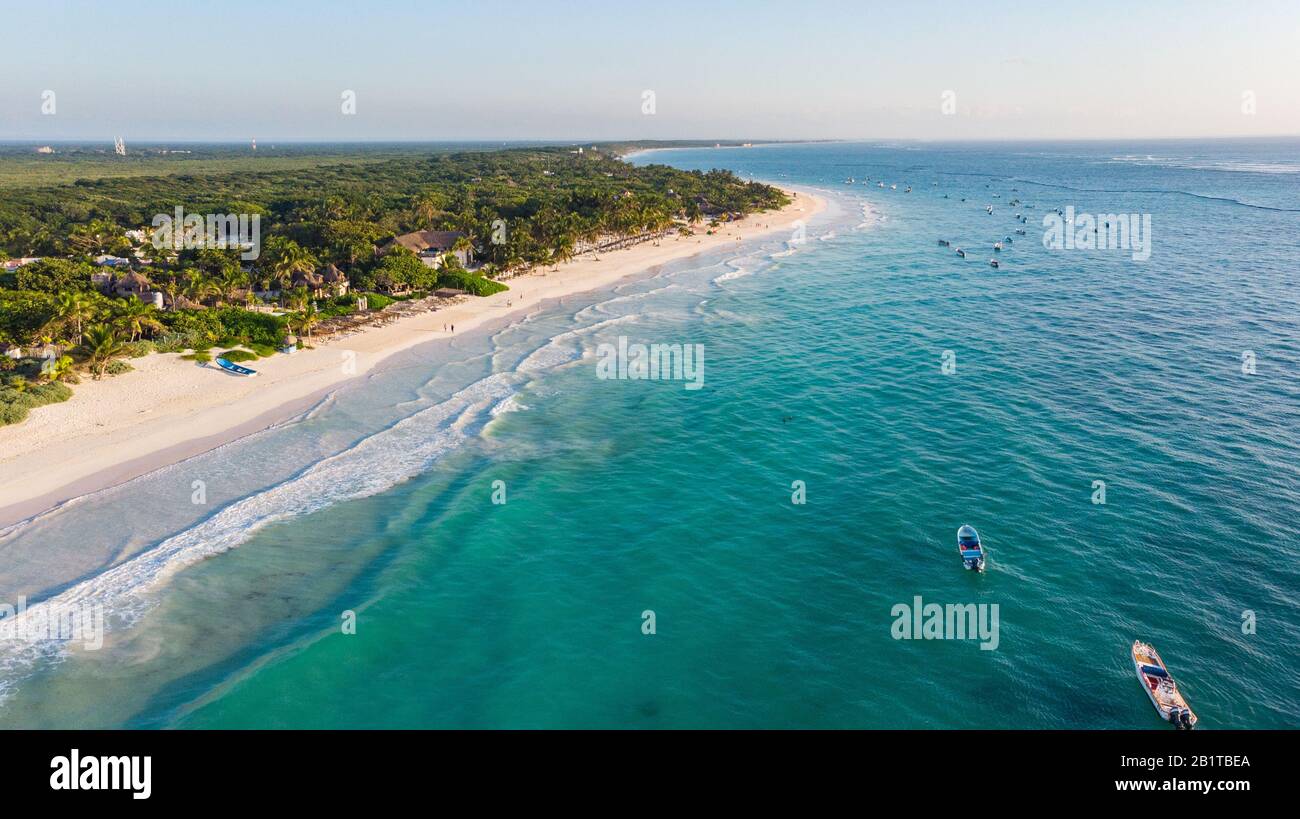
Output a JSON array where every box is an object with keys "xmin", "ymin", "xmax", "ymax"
[{"xmin": 1132, "ymin": 640, "xmax": 1197, "ymax": 729}]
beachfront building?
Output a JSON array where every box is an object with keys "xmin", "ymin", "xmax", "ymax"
[
  {"xmin": 378, "ymin": 230, "xmax": 473, "ymax": 268},
  {"xmin": 321, "ymin": 263, "xmax": 349, "ymax": 297},
  {"xmin": 288, "ymin": 264, "xmax": 347, "ymax": 299},
  {"xmin": 110, "ymin": 270, "xmax": 164, "ymax": 309},
  {"xmin": 291, "ymin": 268, "xmax": 326, "ymax": 298}
]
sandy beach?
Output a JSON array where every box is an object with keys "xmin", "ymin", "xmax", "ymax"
[{"xmin": 0, "ymin": 189, "xmax": 824, "ymax": 528}]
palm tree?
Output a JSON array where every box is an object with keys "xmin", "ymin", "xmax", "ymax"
[
  {"xmin": 452, "ymin": 234, "xmax": 474, "ymax": 265},
  {"xmin": 269, "ymin": 242, "xmax": 316, "ymax": 291},
  {"xmin": 160, "ymin": 279, "xmax": 182, "ymax": 311},
  {"xmin": 291, "ymin": 303, "xmax": 320, "ymax": 343},
  {"xmin": 46, "ymin": 291, "xmax": 95, "ymax": 341},
  {"xmin": 411, "ymin": 192, "xmax": 445, "ymax": 227},
  {"xmin": 553, "ymin": 234, "xmax": 576, "ymax": 266},
  {"xmin": 283, "ymin": 285, "xmax": 310, "ymax": 312},
  {"xmin": 80, "ymin": 324, "xmax": 124, "ymax": 380},
  {"xmin": 112, "ymin": 298, "xmax": 163, "ymax": 342},
  {"xmin": 218, "ymin": 268, "xmax": 249, "ymax": 305},
  {"xmin": 182, "ymin": 273, "xmax": 218, "ymax": 306}
]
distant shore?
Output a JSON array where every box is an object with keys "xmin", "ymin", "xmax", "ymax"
[{"xmin": 0, "ymin": 189, "xmax": 825, "ymax": 528}]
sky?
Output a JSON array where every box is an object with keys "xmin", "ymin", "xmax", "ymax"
[{"xmin": 2, "ymin": 0, "xmax": 1298, "ymax": 142}]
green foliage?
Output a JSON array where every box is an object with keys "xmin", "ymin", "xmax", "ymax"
[
  {"xmin": 0, "ymin": 380, "xmax": 72, "ymax": 426},
  {"xmin": 437, "ymin": 268, "xmax": 508, "ymax": 296},
  {"xmin": 181, "ymin": 351, "xmax": 212, "ymax": 363},
  {"xmin": 356, "ymin": 247, "xmax": 436, "ymax": 292},
  {"xmin": 159, "ymin": 308, "xmax": 285, "ymax": 348},
  {"xmin": 159, "ymin": 309, "xmax": 226, "ymax": 345},
  {"xmin": 12, "ymin": 259, "xmax": 97, "ymax": 293},
  {"xmin": 118, "ymin": 340, "xmax": 155, "ymax": 357},
  {"xmin": 217, "ymin": 349, "xmax": 258, "ymax": 363},
  {"xmin": 80, "ymin": 323, "xmax": 125, "ymax": 379},
  {"xmin": 103, "ymin": 360, "xmax": 134, "ymax": 376},
  {"xmin": 0, "ymin": 290, "xmax": 57, "ymax": 345},
  {"xmin": 213, "ymin": 308, "xmax": 285, "ymax": 346},
  {"xmin": 0, "ymin": 147, "xmax": 786, "ymax": 275},
  {"xmin": 354, "ymin": 291, "xmax": 395, "ymax": 311}
]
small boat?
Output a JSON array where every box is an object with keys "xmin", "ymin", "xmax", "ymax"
[
  {"xmin": 989, "ymin": 259, "xmax": 1000, "ymax": 268},
  {"xmin": 957, "ymin": 525, "xmax": 985, "ymax": 571},
  {"xmin": 215, "ymin": 357, "xmax": 258, "ymax": 377},
  {"xmin": 985, "ymin": 206, "xmax": 994, "ymax": 214},
  {"xmin": 938, "ymin": 239, "xmax": 950, "ymax": 247},
  {"xmin": 1016, "ymin": 229, "xmax": 1026, "ymax": 235},
  {"xmin": 1004, "ymin": 236, "xmax": 1013, "ymax": 243},
  {"xmin": 955, "ymin": 248, "xmax": 966, "ymax": 258},
  {"xmin": 878, "ymin": 182, "xmax": 885, "ymax": 188},
  {"xmin": 993, "ymin": 242, "xmax": 1003, "ymax": 251},
  {"xmin": 904, "ymin": 186, "xmax": 912, "ymax": 193},
  {"xmin": 1132, "ymin": 641, "xmax": 1197, "ymax": 729},
  {"xmin": 890, "ymin": 184, "xmax": 897, "ymax": 190}
]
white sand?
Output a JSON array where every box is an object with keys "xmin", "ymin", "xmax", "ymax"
[{"xmin": 0, "ymin": 190, "xmax": 825, "ymax": 526}]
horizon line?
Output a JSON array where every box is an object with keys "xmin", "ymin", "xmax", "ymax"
[{"xmin": 3, "ymin": 134, "xmax": 1300, "ymax": 146}]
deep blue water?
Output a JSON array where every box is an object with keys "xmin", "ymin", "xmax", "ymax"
[{"xmin": 1, "ymin": 140, "xmax": 1297, "ymax": 728}]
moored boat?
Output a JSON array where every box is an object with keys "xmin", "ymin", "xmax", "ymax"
[
  {"xmin": 1132, "ymin": 641, "xmax": 1198, "ymax": 729},
  {"xmin": 957, "ymin": 524, "xmax": 985, "ymax": 571}
]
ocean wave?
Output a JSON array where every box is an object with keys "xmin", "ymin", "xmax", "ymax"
[
  {"xmin": 515, "ymin": 313, "xmax": 638, "ymax": 373},
  {"xmin": 1109, "ymin": 155, "xmax": 1300, "ymax": 175},
  {"xmin": 1008, "ymin": 177, "xmax": 1300, "ymax": 213},
  {"xmin": 572, "ymin": 283, "xmax": 680, "ymax": 323},
  {"xmin": 0, "ymin": 369, "xmax": 520, "ymax": 699},
  {"xmin": 488, "ymin": 393, "xmax": 527, "ymax": 417}
]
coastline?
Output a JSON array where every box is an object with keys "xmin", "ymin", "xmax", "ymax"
[{"xmin": 0, "ymin": 188, "xmax": 825, "ymax": 529}]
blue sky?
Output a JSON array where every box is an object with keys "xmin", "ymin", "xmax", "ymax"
[{"xmin": 2, "ymin": 0, "xmax": 1297, "ymax": 141}]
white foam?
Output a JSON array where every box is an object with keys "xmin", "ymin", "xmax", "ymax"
[
  {"xmin": 516, "ymin": 313, "xmax": 638, "ymax": 373},
  {"xmin": 0, "ymin": 369, "xmax": 519, "ymax": 698}
]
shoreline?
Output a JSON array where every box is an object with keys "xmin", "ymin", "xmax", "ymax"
[{"xmin": 0, "ymin": 188, "xmax": 826, "ymax": 529}]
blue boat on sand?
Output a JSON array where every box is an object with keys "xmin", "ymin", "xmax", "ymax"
[{"xmin": 215, "ymin": 357, "xmax": 258, "ymax": 377}]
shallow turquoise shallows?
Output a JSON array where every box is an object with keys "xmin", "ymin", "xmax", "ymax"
[{"xmin": 2, "ymin": 140, "xmax": 1298, "ymax": 728}]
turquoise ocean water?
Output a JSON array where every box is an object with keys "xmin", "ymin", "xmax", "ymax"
[{"xmin": 1, "ymin": 140, "xmax": 1298, "ymax": 728}]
